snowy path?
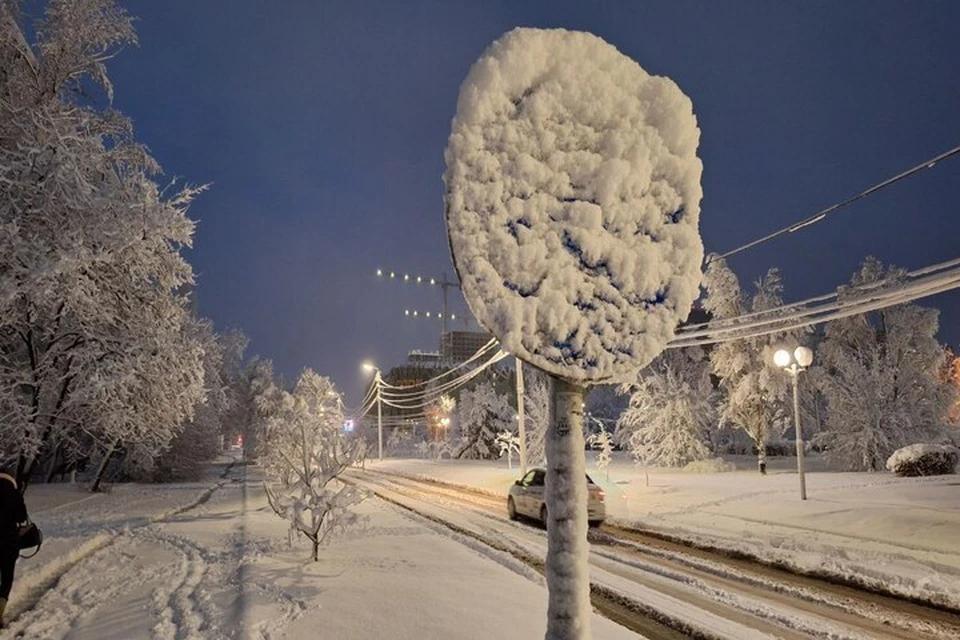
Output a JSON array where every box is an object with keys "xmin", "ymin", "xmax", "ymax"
[
  {"xmin": 4, "ymin": 461, "xmax": 636, "ymax": 639},
  {"xmin": 346, "ymin": 468, "xmax": 960, "ymax": 640}
]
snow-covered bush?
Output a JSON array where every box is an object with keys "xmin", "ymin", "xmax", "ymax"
[
  {"xmin": 885, "ymin": 444, "xmax": 958, "ymax": 477},
  {"xmin": 496, "ymin": 431, "xmax": 521, "ymax": 469},
  {"xmin": 258, "ymin": 370, "xmax": 366, "ymax": 561},
  {"xmin": 586, "ymin": 426, "xmax": 614, "ymax": 481},
  {"xmin": 683, "ymin": 457, "xmax": 736, "ymax": 474}
]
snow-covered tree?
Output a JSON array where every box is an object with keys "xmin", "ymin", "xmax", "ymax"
[
  {"xmin": 586, "ymin": 425, "xmax": 614, "ymax": 481},
  {"xmin": 149, "ymin": 321, "xmax": 240, "ymax": 481},
  {"xmin": 812, "ymin": 258, "xmax": 954, "ymax": 471},
  {"xmin": 943, "ymin": 348, "xmax": 960, "ymax": 426},
  {"xmin": 454, "ymin": 378, "xmax": 514, "ymax": 459},
  {"xmin": 616, "ymin": 347, "xmax": 715, "ymax": 468},
  {"xmin": 521, "ymin": 367, "xmax": 551, "ymax": 466},
  {"xmin": 258, "ymin": 369, "xmax": 366, "ymax": 561},
  {"xmin": 703, "ymin": 257, "xmax": 804, "ymax": 472},
  {"xmin": 0, "ymin": 0, "xmax": 205, "ymax": 490},
  {"xmin": 496, "ymin": 430, "xmax": 521, "ymax": 468}
]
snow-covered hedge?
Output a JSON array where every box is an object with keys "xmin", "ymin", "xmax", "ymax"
[{"xmin": 885, "ymin": 444, "xmax": 959, "ymax": 477}]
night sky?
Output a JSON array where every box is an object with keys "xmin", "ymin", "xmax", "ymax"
[{"xmin": 97, "ymin": 0, "xmax": 959, "ymax": 404}]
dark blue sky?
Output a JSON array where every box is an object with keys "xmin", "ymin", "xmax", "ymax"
[{"xmin": 98, "ymin": 0, "xmax": 959, "ymax": 403}]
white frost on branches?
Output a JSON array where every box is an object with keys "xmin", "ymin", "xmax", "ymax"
[
  {"xmin": 521, "ymin": 367, "xmax": 551, "ymax": 466},
  {"xmin": 812, "ymin": 258, "xmax": 954, "ymax": 471},
  {"xmin": 455, "ymin": 378, "xmax": 513, "ymax": 459},
  {"xmin": 0, "ymin": 1, "xmax": 206, "ymax": 489},
  {"xmin": 616, "ymin": 348, "xmax": 715, "ymax": 468},
  {"xmin": 258, "ymin": 370, "xmax": 366, "ymax": 561},
  {"xmin": 495, "ymin": 430, "xmax": 521, "ymax": 469},
  {"xmin": 444, "ymin": 27, "xmax": 704, "ymax": 384},
  {"xmin": 703, "ymin": 258, "xmax": 803, "ymax": 470}
]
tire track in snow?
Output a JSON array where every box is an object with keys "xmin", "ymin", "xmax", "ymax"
[{"xmin": 350, "ymin": 469, "xmax": 960, "ymax": 640}]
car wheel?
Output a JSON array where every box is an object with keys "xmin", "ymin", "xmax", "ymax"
[
  {"xmin": 540, "ymin": 504, "xmax": 548, "ymax": 529},
  {"xmin": 507, "ymin": 497, "xmax": 518, "ymax": 520}
]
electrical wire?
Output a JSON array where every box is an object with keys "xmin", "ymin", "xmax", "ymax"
[
  {"xmin": 668, "ymin": 258, "xmax": 960, "ymax": 348},
  {"xmin": 379, "ymin": 350, "xmax": 510, "ymax": 408},
  {"xmin": 716, "ymin": 144, "xmax": 960, "ymax": 261},
  {"xmin": 377, "ymin": 338, "xmax": 499, "ymax": 390}
]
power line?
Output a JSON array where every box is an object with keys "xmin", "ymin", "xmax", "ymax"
[
  {"xmin": 669, "ymin": 257, "xmax": 960, "ymax": 348},
  {"xmin": 717, "ymin": 144, "xmax": 960, "ymax": 261}
]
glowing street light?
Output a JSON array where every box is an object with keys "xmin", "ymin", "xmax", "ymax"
[
  {"xmin": 362, "ymin": 361, "xmax": 384, "ymax": 461},
  {"xmin": 774, "ymin": 346, "xmax": 814, "ymax": 500}
]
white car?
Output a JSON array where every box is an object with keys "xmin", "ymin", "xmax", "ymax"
[{"xmin": 507, "ymin": 467, "xmax": 606, "ymax": 528}]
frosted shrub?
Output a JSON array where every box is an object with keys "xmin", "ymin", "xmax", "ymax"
[{"xmin": 886, "ymin": 444, "xmax": 958, "ymax": 477}]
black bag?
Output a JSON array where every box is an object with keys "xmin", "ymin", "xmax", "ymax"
[{"xmin": 18, "ymin": 520, "xmax": 42, "ymax": 558}]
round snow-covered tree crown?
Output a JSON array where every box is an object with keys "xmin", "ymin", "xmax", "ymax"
[{"xmin": 444, "ymin": 28, "xmax": 704, "ymax": 384}]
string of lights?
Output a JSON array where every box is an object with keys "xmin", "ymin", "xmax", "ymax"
[
  {"xmin": 403, "ymin": 309, "xmax": 458, "ymax": 321},
  {"xmin": 716, "ymin": 144, "xmax": 960, "ymax": 261}
]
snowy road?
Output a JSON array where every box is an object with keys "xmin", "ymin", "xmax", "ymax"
[
  {"xmin": 346, "ymin": 468, "xmax": 960, "ymax": 640},
  {"xmin": 4, "ymin": 460, "xmax": 637, "ymax": 639}
]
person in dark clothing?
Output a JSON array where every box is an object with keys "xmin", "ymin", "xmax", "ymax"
[{"xmin": 0, "ymin": 469, "xmax": 27, "ymax": 628}]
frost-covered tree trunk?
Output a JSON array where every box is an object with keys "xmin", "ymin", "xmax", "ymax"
[
  {"xmin": 812, "ymin": 258, "xmax": 953, "ymax": 470},
  {"xmin": 258, "ymin": 369, "xmax": 366, "ymax": 561}
]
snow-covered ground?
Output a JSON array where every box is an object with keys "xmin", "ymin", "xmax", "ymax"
[
  {"xmin": 369, "ymin": 452, "xmax": 960, "ymax": 610},
  {"xmin": 4, "ymin": 456, "xmax": 636, "ymax": 639}
]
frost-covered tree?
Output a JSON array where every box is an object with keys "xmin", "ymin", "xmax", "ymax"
[
  {"xmin": 521, "ymin": 367, "xmax": 551, "ymax": 466},
  {"xmin": 703, "ymin": 258, "xmax": 804, "ymax": 472},
  {"xmin": 586, "ymin": 425, "xmax": 614, "ymax": 481},
  {"xmin": 812, "ymin": 258, "xmax": 954, "ymax": 471},
  {"xmin": 496, "ymin": 430, "xmax": 521, "ymax": 468},
  {"xmin": 944, "ymin": 348, "xmax": 960, "ymax": 426},
  {"xmin": 455, "ymin": 378, "xmax": 514, "ymax": 459},
  {"xmin": 149, "ymin": 322, "xmax": 242, "ymax": 481},
  {"xmin": 0, "ymin": 1, "xmax": 205, "ymax": 490},
  {"xmin": 258, "ymin": 369, "xmax": 366, "ymax": 561},
  {"xmin": 616, "ymin": 347, "xmax": 715, "ymax": 467}
]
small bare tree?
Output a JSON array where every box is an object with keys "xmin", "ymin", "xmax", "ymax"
[{"xmin": 259, "ymin": 369, "xmax": 366, "ymax": 561}]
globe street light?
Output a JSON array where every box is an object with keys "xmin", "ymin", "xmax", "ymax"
[
  {"xmin": 362, "ymin": 362, "xmax": 383, "ymax": 461},
  {"xmin": 774, "ymin": 346, "xmax": 813, "ymax": 500}
]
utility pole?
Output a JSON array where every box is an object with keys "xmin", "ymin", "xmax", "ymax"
[{"xmin": 516, "ymin": 356, "xmax": 527, "ymax": 475}]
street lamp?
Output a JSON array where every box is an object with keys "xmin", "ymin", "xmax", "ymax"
[
  {"xmin": 362, "ymin": 361, "xmax": 384, "ymax": 461},
  {"xmin": 774, "ymin": 346, "xmax": 813, "ymax": 500}
]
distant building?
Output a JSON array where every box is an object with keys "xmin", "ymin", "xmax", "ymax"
[
  {"xmin": 406, "ymin": 350, "xmax": 442, "ymax": 367},
  {"xmin": 440, "ymin": 330, "xmax": 493, "ymax": 363}
]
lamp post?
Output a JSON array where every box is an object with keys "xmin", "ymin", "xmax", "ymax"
[
  {"xmin": 362, "ymin": 362, "xmax": 383, "ymax": 461},
  {"xmin": 773, "ymin": 346, "xmax": 813, "ymax": 500}
]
